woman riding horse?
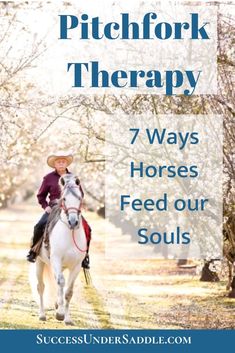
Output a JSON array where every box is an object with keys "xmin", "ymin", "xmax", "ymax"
[{"xmin": 26, "ymin": 151, "xmax": 91, "ymax": 268}]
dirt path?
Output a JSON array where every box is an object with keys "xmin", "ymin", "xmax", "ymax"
[{"xmin": 0, "ymin": 201, "xmax": 234, "ymax": 329}]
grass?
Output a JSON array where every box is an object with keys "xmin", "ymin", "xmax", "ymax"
[{"xmin": 0, "ymin": 202, "xmax": 234, "ymax": 329}]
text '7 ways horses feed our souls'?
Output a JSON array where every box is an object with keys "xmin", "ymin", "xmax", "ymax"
[{"xmin": 105, "ymin": 115, "xmax": 223, "ymax": 260}]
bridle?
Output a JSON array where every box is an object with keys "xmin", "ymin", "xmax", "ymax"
[
  {"xmin": 61, "ymin": 202, "xmax": 81, "ymax": 216},
  {"xmin": 61, "ymin": 185, "xmax": 81, "ymax": 215},
  {"xmin": 60, "ymin": 184, "xmax": 87, "ymax": 253}
]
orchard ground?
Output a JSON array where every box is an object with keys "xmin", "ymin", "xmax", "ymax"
[{"xmin": 0, "ymin": 200, "xmax": 234, "ymax": 329}]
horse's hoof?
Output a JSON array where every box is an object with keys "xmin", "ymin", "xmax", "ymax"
[
  {"xmin": 65, "ymin": 320, "xmax": 74, "ymax": 326},
  {"xmin": 39, "ymin": 315, "xmax": 46, "ymax": 321},
  {"xmin": 56, "ymin": 312, "xmax": 65, "ymax": 321}
]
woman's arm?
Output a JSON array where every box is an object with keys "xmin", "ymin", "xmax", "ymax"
[{"xmin": 37, "ymin": 177, "xmax": 50, "ymax": 209}]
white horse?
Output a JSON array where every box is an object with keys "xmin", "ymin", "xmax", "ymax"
[{"xmin": 35, "ymin": 174, "xmax": 87, "ymax": 325}]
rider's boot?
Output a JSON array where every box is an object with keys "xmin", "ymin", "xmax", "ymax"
[
  {"xmin": 26, "ymin": 222, "xmax": 44, "ymax": 263},
  {"xmin": 82, "ymin": 252, "xmax": 90, "ymax": 269},
  {"xmin": 27, "ymin": 249, "xmax": 37, "ymax": 263},
  {"xmin": 81, "ymin": 237, "xmax": 90, "ymax": 269}
]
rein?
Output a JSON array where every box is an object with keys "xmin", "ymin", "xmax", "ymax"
[{"xmin": 72, "ymin": 229, "xmax": 87, "ymax": 253}]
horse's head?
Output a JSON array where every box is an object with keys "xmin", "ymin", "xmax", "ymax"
[{"xmin": 59, "ymin": 174, "xmax": 83, "ymax": 229}]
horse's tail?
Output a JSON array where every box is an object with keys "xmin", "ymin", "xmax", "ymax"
[
  {"xmin": 42, "ymin": 262, "xmax": 57, "ymax": 308},
  {"xmin": 29, "ymin": 261, "xmax": 57, "ymax": 308}
]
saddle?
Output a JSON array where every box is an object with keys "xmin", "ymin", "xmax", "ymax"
[
  {"xmin": 31, "ymin": 208, "xmax": 91, "ymax": 258},
  {"xmin": 31, "ymin": 205, "xmax": 61, "ymax": 257}
]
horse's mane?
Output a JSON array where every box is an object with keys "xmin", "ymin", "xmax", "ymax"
[{"xmin": 44, "ymin": 199, "xmax": 62, "ymax": 238}]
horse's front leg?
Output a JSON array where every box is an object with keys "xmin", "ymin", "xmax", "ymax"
[
  {"xmin": 36, "ymin": 258, "xmax": 46, "ymax": 321},
  {"xmin": 64, "ymin": 263, "xmax": 82, "ymax": 325},
  {"xmin": 51, "ymin": 257, "xmax": 65, "ymax": 321}
]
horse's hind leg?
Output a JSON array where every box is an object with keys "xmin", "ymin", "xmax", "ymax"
[
  {"xmin": 36, "ymin": 258, "xmax": 46, "ymax": 321},
  {"xmin": 64, "ymin": 264, "xmax": 81, "ymax": 325}
]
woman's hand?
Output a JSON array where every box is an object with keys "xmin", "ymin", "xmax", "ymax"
[{"xmin": 45, "ymin": 206, "xmax": 52, "ymax": 214}]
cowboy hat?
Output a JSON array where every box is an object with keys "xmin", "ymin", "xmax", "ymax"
[{"xmin": 47, "ymin": 151, "xmax": 73, "ymax": 168}]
